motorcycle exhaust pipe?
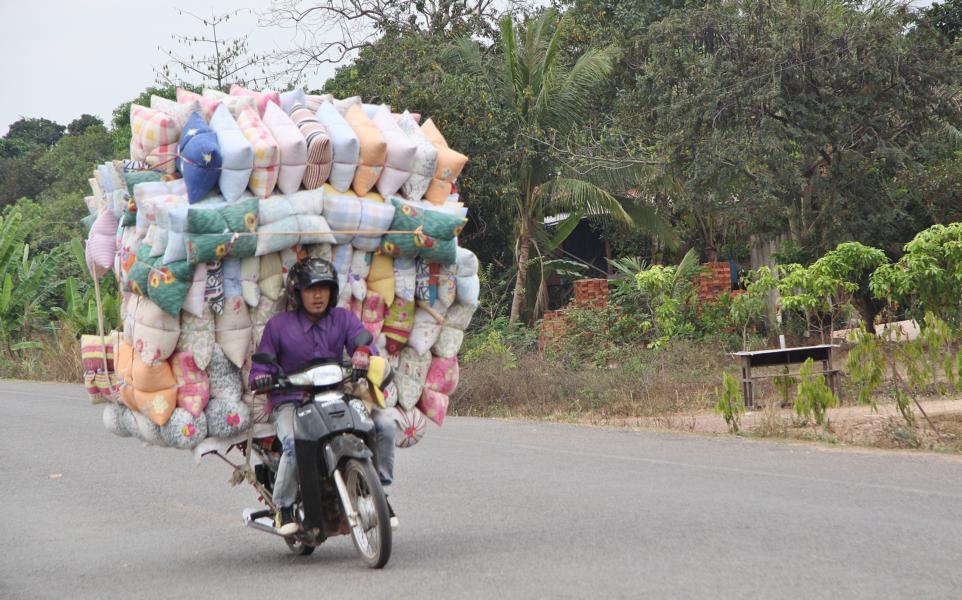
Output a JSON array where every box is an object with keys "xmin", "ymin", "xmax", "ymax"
[{"xmin": 243, "ymin": 508, "xmax": 284, "ymax": 537}]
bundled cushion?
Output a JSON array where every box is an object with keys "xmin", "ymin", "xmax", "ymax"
[
  {"xmin": 331, "ymin": 243, "xmax": 354, "ymax": 307},
  {"xmin": 354, "ymin": 196, "xmax": 396, "ymax": 252},
  {"xmin": 397, "ymin": 111, "xmax": 438, "ymax": 201},
  {"xmin": 177, "ymin": 88, "xmax": 221, "ymax": 121},
  {"xmin": 399, "ymin": 342, "xmax": 433, "ymax": 388},
  {"xmin": 215, "ymin": 296, "xmax": 252, "ymax": 368},
  {"xmin": 316, "ymin": 102, "xmax": 359, "ymax": 191},
  {"xmin": 181, "ymin": 263, "xmax": 208, "ymax": 317},
  {"xmin": 425, "ymin": 355, "xmax": 459, "ymax": 395},
  {"xmin": 151, "ymin": 95, "xmax": 198, "ymax": 129},
  {"xmin": 129, "ymin": 105, "xmax": 180, "ymax": 173},
  {"xmin": 381, "ymin": 198, "xmax": 466, "ymax": 265},
  {"xmin": 171, "ymin": 351, "xmax": 210, "ymax": 417},
  {"xmin": 222, "ymin": 257, "xmax": 243, "ymax": 299},
  {"xmin": 409, "ymin": 308, "xmax": 443, "ymax": 355},
  {"xmin": 437, "ymin": 262, "xmax": 458, "ymax": 309},
  {"xmin": 209, "ymin": 105, "xmax": 254, "ymax": 201},
  {"xmin": 103, "ymin": 403, "xmax": 132, "ymax": 438},
  {"xmin": 367, "ymin": 254, "xmax": 395, "ymax": 307},
  {"xmin": 240, "ymin": 256, "xmax": 261, "ymax": 307},
  {"xmin": 206, "ymin": 396, "xmax": 251, "ymax": 438},
  {"xmin": 81, "ymin": 333, "xmax": 118, "ymax": 404},
  {"xmin": 432, "ymin": 326, "xmax": 464, "ymax": 358},
  {"xmin": 289, "ymin": 104, "xmax": 333, "ymax": 189},
  {"xmin": 333, "ymin": 96, "xmax": 362, "ymax": 114},
  {"xmin": 177, "ymin": 308, "xmax": 215, "ymax": 370},
  {"xmin": 202, "ymin": 88, "xmax": 257, "ymax": 118},
  {"xmin": 230, "ymin": 84, "xmax": 281, "ymax": 116},
  {"xmin": 85, "ymin": 210, "xmax": 118, "ymax": 277},
  {"xmin": 420, "ymin": 118, "xmax": 469, "ymax": 205},
  {"xmin": 349, "ymin": 251, "xmax": 371, "ymax": 300},
  {"xmin": 262, "ymin": 103, "xmax": 307, "ymax": 194},
  {"xmin": 132, "ymin": 297, "xmax": 181, "ymax": 364},
  {"xmin": 131, "ymin": 353, "xmax": 178, "ymax": 426},
  {"xmin": 394, "ymin": 372, "xmax": 424, "ymax": 411},
  {"xmin": 361, "ymin": 293, "xmax": 387, "ymax": 338},
  {"xmin": 236, "ymin": 106, "xmax": 280, "ymax": 198},
  {"xmin": 457, "ymin": 272, "xmax": 481, "ymax": 308},
  {"xmin": 387, "ymin": 407, "xmax": 427, "ymax": 448},
  {"xmin": 258, "ymin": 252, "xmax": 285, "ymax": 301},
  {"xmin": 289, "ymin": 190, "xmax": 335, "ymax": 245},
  {"xmin": 371, "ymin": 106, "xmax": 416, "ymax": 197},
  {"xmin": 382, "ymin": 297, "xmax": 414, "ymax": 355},
  {"xmin": 256, "ymin": 194, "xmax": 302, "ymax": 255},
  {"xmin": 444, "ymin": 301, "xmax": 477, "ymax": 332},
  {"xmin": 418, "ymin": 389, "xmax": 449, "ymax": 426},
  {"xmin": 160, "ymin": 408, "xmax": 208, "ymax": 449},
  {"xmin": 416, "ymin": 260, "xmax": 441, "ymax": 306},
  {"xmin": 323, "ymin": 186, "xmax": 363, "ymax": 245},
  {"xmin": 343, "ymin": 105, "xmax": 386, "ymax": 196},
  {"xmin": 184, "ymin": 196, "xmax": 259, "ymax": 263},
  {"xmin": 279, "ymin": 88, "xmax": 306, "ymax": 113},
  {"xmin": 393, "ymin": 257, "xmax": 417, "ymax": 302},
  {"xmin": 132, "ymin": 410, "xmax": 167, "ymax": 445},
  {"xmin": 206, "ymin": 259, "xmax": 226, "ymax": 314},
  {"xmin": 208, "ymin": 344, "xmax": 243, "ymax": 400},
  {"xmin": 146, "ymin": 255, "xmax": 196, "ymax": 317},
  {"xmin": 177, "ymin": 111, "xmax": 223, "ymax": 203}
]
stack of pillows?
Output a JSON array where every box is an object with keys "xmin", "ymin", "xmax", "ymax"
[{"xmin": 86, "ymin": 86, "xmax": 478, "ymax": 452}]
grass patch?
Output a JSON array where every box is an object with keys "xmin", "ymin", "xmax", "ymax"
[{"xmin": 0, "ymin": 329, "xmax": 82, "ymax": 382}]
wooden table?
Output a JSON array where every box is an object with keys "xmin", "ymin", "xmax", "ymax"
[{"xmin": 732, "ymin": 344, "xmax": 840, "ymax": 408}]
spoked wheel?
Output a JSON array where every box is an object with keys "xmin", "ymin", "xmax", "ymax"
[{"xmin": 339, "ymin": 458, "xmax": 391, "ymax": 568}]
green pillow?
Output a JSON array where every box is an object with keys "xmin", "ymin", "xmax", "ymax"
[
  {"xmin": 184, "ymin": 196, "xmax": 259, "ymax": 264},
  {"xmin": 126, "ymin": 244, "xmax": 196, "ymax": 316},
  {"xmin": 380, "ymin": 198, "xmax": 466, "ymax": 265},
  {"xmin": 123, "ymin": 171, "xmax": 163, "ymax": 196}
]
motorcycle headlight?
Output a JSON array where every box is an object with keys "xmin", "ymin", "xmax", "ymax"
[{"xmin": 349, "ymin": 398, "xmax": 371, "ymax": 423}]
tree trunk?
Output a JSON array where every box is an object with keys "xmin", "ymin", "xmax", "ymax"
[{"xmin": 509, "ymin": 229, "xmax": 531, "ymax": 324}]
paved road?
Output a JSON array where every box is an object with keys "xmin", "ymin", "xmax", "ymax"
[{"xmin": 4, "ymin": 381, "xmax": 962, "ymax": 599}]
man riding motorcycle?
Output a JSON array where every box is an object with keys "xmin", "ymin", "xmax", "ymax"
[{"xmin": 248, "ymin": 257, "xmax": 398, "ymax": 536}]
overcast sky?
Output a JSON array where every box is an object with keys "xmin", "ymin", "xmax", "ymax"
[
  {"xmin": 0, "ymin": 0, "xmax": 940, "ymax": 137},
  {"xmin": 0, "ymin": 1, "xmax": 342, "ymax": 135}
]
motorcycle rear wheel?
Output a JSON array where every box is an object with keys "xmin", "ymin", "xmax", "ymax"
[{"xmin": 341, "ymin": 458, "xmax": 392, "ymax": 569}]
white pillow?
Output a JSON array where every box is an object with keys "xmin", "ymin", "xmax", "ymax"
[
  {"xmin": 316, "ymin": 102, "xmax": 360, "ymax": 192},
  {"xmin": 209, "ymin": 105, "xmax": 254, "ymax": 202}
]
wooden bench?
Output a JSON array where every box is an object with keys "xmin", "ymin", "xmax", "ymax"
[{"xmin": 732, "ymin": 344, "xmax": 840, "ymax": 408}]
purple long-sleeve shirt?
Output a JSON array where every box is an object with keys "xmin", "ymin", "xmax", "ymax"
[{"xmin": 249, "ymin": 307, "xmax": 377, "ymax": 408}]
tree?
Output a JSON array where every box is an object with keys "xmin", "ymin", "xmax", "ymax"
[
  {"xmin": 920, "ymin": 0, "xmax": 962, "ymax": 44},
  {"xmin": 5, "ymin": 117, "xmax": 65, "ymax": 148},
  {"xmin": 629, "ymin": 0, "xmax": 962, "ymax": 258},
  {"xmin": 66, "ymin": 114, "xmax": 104, "ymax": 137},
  {"xmin": 455, "ymin": 10, "xmax": 670, "ymax": 323},
  {"xmin": 155, "ymin": 9, "xmax": 272, "ymax": 89},
  {"xmin": 261, "ymin": 0, "xmax": 504, "ymax": 84}
]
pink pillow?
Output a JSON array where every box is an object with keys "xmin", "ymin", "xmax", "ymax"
[
  {"xmin": 417, "ymin": 389, "xmax": 449, "ymax": 426},
  {"xmin": 261, "ymin": 102, "xmax": 307, "ymax": 194},
  {"xmin": 361, "ymin": 293, "xmax": 387, "ymax": 338},
  {"xmin": 171, "ymin": 351, "xmax": 210, "ymax": 417},
  {"xmin": 424, "ymin": 355, "xmax": 459, "ymax": 395},
  {"xmin": 85, "ymin": 210, "xmax": 118, "ymax": 277},
  {"xmin": 130, "ymin": 105, "xmax": 180, "ymax": 173},
  {"xmin": 230, "ymin": 84, "xmax": 281, "ymax": 116},
  {"xmin": 177, "ymin": 88, "xmax": 220, "ymax": 121}
]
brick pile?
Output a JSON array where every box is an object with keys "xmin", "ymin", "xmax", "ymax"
[
  {"xmin": 539, "ymin": 278, "xmax": 609, "ymax": 350},
  {"xmin": 696, "ymin": 262, "xmax": 733, "ymax": 303}
]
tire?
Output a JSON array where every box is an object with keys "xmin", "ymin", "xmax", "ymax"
[
  {"xmin": 284, "ymin": 537, "xmax": 316, "ymax": 556},
  {"xmin": 341, "ymin": 458, "xmax": 392, "ymax": 569}
]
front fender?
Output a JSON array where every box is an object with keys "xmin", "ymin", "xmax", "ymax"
[{"xmin": 323, "ymin": 434, "xmax": 372, "ymax": 476}]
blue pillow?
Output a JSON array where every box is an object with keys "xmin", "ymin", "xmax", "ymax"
[{"xmin": 178, "ymin": 111, "xmax": 223, "ymax": 203}]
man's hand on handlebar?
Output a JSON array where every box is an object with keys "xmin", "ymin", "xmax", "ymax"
[{"xmin": 253, "ymin": 374, "xmax": 274, "ymax": 391}]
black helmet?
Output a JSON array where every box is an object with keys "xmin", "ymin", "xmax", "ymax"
[{"xmin": 287, "ymin": 257, "xmax": 338, "ymax": 312}]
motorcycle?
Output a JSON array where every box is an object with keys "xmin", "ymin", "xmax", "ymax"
[{"xmin": 238, "ymin": 351, "xmax": 392, "ymax": 568}]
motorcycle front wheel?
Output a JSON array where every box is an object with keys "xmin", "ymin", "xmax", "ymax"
[{"xmin": 341, "ymin": 458, "xmax": 392, "ymax": 568}]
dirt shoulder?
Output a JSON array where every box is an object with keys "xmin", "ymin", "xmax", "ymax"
[{"xmin": 571, "ymin": 396, "xmax": 962, "ymax": 453}]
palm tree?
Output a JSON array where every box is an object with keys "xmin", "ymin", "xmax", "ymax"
[{"xmin": 455, "ymin": 9, "xmax": 669, "ymax": 323}]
